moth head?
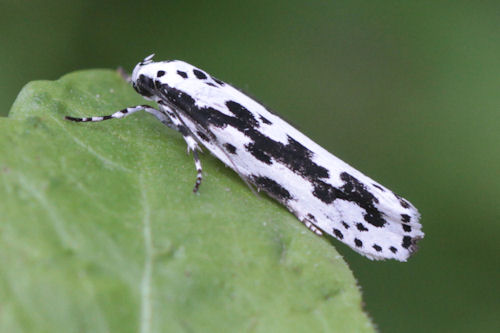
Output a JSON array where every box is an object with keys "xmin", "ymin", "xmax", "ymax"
[
  {"xmin": 131, "ymin": 54, "xmax": 157, "ymax": 98},
  {"xmin": 131, "ymin": 56, "xmax": 204, "ymax": 99}
]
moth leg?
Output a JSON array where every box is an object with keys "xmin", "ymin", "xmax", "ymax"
[
  {"xmin": 301, "ymin": 219, "xmax": 323, "ymax": 236},
  {"xmin": 157, "ymin": 103, "xmax": 204, "ymax": 192},
  {"xmin": 176, "ymin": 124, "xmax": 204, "ymax": 192},
  {"xmin": 65, "ymin": 105, "xmax": 176, "ymax": 129},
  {"xmin": 191, "ymin": 150, "xmax": 203, "ymax": 193},
  {"xmin": 66, "ymin": 102, "xmax": 203, "ymax": 192},
  {"xmin": 178, "ymin": 134, "xmax": 203, "ymax": 193}
]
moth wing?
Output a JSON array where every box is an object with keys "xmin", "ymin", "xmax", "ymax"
[
  {"xmin": 166, "ymin": 106, "xmax": 258, "ymax": 193},
  {"xmin": 158, "ymin": 70, "xmax": 423, "ymax": 261}
]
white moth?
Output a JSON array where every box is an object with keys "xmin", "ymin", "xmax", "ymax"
[{"xmin": 66, "ymin": 54, "xmax": 423, "ymax": 261}]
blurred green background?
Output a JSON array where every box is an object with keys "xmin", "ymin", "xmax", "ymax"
[{"xmin": 1, "ymin": 0, "xmax": 498, "ymax": 332}]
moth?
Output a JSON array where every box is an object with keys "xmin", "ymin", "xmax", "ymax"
[{"xmin": 66, "ymin": 54, "xmax": 423, "ymax": 261}]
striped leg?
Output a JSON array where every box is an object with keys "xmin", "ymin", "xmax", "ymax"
[
  {"xmin": 179, "ymin": 132, "xmax": 203, "ymax": 192},
  {"xmin": 301, "ymin": 218, "xmax": 324, "ymax": 236},
  {"xmin": 66, "ymin": 103, "xmax": 205, "ymax": 193},
  {"xmin": 192, "ymin": 150, "xmax": 203, "ymax": 193},
  {"xmin": 157, "ymin": 103, "xmax": 204, "ymax": 193},
  {"xmin": 65, "ymin": 105, "xmax": 175, "ymax": 129}
]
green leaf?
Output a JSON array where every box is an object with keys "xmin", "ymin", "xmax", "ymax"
[{"xmin": 0, "ymin": 70, "xmax": 375, "ymax": 333}]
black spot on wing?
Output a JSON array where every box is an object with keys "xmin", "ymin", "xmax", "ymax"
[
  {"xmin": 245, "ymin": 143, "xmax": 272, "ymax": 164},
  {"xmin": 306, "ymin": 214, "xmax": 317, "ymax": 223},
  {"xmin": 372, "ymin": 244, "xmax": 382, "ymax": 252},
  {"xmin": 356, "ymin": 223, "xmax": 368, "ymax": 231},
  {"xmin": 206, "ymin": 82, "xmax": 217, "ymax": 87},
  {"xmin": 402, "ymin": 224, "xmax": 412, "ymax": 232},
  {"xmin": 163, "ymin": 86, "xmax": 197, "ymax": 110},
  {"xmin": 161, "ymin": 86, "xmax": 390, "ymax": 229},
  {"xmin": 312, "ymin": 172, "xmax": 386, "ymax": 228},
  {"xmin": 342, "ymin": 173, "xmax": 379, "ymax": 204},
  {"xmin": 260, "ymin": 115, "xmax": 272, "ymax": 125},
  {"xmin": 333, "ymin": 229, "xmax": 344, "ymax": 239},
  {"xmin": 342, "ymin": 221, "xmax": 350, "ymax": 229},
  {"xmin": 401, "ymin": 214, "xmax": 411, "ymax": 223},
  {"xmin": 372, "ymin": 183, "xmax": 385, "ymax": 191},
  {"xmin": 402, "ymin": 236, "xmax": 412, "ymax": 249},
  {"xmin": 157, "ymin": 70, "xmax": 165, "ymax": 77},
  {"xmin": 354, "ymin": 238, "xmax": 363, "ymax": 247},
  {"xmin": 395, "ymin": 193, "xmax": 411, "ymax": 208},
  {"xmin": 193, "ymin": 69, "xmax": 207, "ymax": 80},
  {"xmin": 251, "ymin": 176, "xmax": 292, "ymax": 202},
  {"xmin": 245, "ymin": 135, "xmax": 331, "ymax": 179},
  {"xmin": 390, "ymin": 246, "xmax": 398, "ymax": 254},
  {"xmin": 282, "ymin": 137, "xmax": 329, "ymax": 179},
  {"xmin": 211, "ymin": 76, "xmax": 225, "ymax": 85},
  {"xmin": 177, "ymin": 70, "xmax": 188, "ymax": 78},
  {"xmin": 223, "ymin": 143, "xmax": 237, "ymax": 154},
  {"xmin": 225, "ymin": 101, "xmax": 260, "ymax": 128},
  {"xmin": 162, "ymin": 86, "xmax": 330, "ymax": 183}
]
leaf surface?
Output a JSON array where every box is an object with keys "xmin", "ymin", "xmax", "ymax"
[{"xmin": 0, "ymin": 70, "xmax": 374, "ymax": 333}]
